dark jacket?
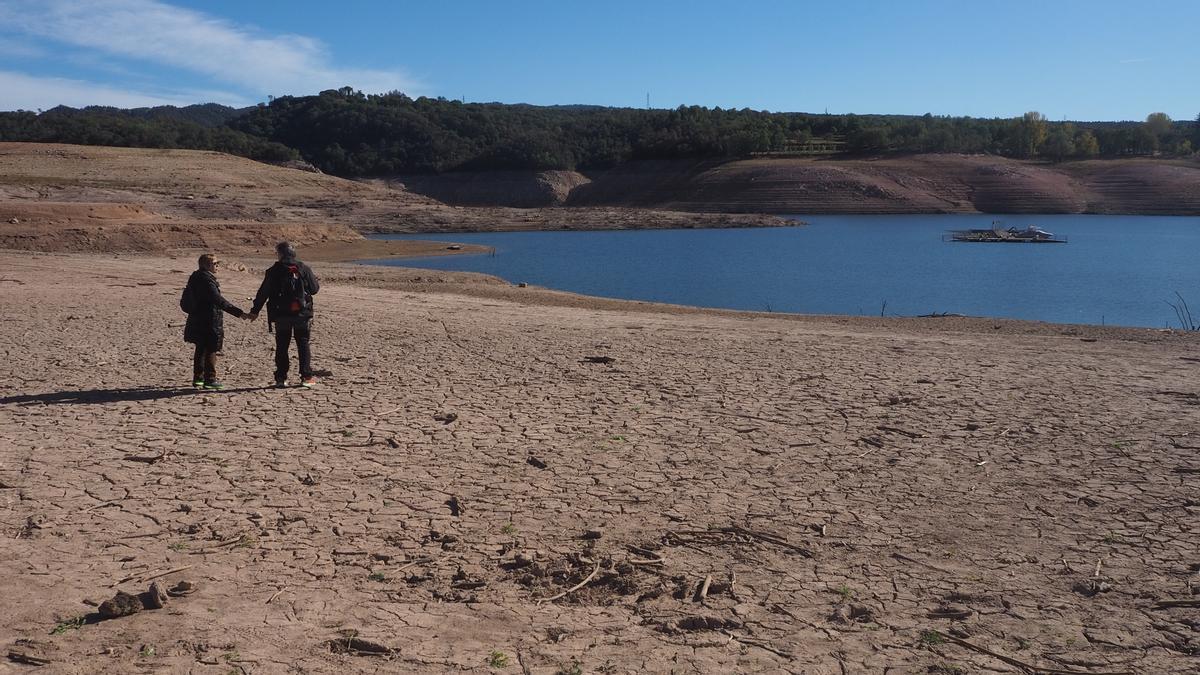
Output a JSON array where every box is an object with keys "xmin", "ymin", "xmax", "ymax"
[
  {"xmin": 251, "ymin": 258, "xmax": 320, "ymax": 322},
  {"xmin": 183, "ymin": 270, "xmax": 244, "ymax": 349}
]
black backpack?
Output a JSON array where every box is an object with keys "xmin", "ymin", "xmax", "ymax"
[
  {"xmin": 275, "ymin": 263, "xmax": 310, "ymax": 315},
  {"xmin": 179, "ymin": 279, "xmax": 196, "ymax": 314}
]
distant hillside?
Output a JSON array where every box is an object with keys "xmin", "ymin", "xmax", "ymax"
[{"xmin": 3, "ymin": 89, "xmax": 1197, "ymax": 178}]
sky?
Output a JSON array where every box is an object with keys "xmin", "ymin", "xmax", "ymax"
[{"xmin": 0, "ymin": 0, "xmax": 1196, "ymax": 121}]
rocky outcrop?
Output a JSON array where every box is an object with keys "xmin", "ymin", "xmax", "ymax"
[{"xmin": 378, "ymin": 170, "xmax": 592, "ymax": 207}]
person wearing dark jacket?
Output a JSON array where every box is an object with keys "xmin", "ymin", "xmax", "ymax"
[
  {"xmin": 183, "ymin": 253, "xmax": 248, "ymax": 389},
  {"xmin": 248, "ymin": 242, "xmax": 321, "ymax": 387}
]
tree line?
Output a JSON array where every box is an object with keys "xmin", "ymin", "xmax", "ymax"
[
  {"xmin": 2, "ymin": 88, "xmax": 1197, "ymax": 176},
  {"xmin": 0, "ymin": 105, "xmax": 296, "ymax": 162}
]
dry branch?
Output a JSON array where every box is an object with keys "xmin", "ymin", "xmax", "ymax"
[{"xmin": 540, "ymin": 559, "xmax": 601, "ymax": 604}]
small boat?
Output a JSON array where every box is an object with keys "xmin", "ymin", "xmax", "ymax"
[{"xmin": 944, "ymin": 222, "xmax": 1066, "ymax": 243}]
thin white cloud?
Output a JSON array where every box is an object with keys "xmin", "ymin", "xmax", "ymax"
[
  {"xmin": 0, "ymin": 0, "xmax": 419, "ymax": 97},
  {"xmin": 0, "ymin": 38, "xmax": 46, "ymax": 59},
  {"xmin": 1118, "ymin": 58, "xmax": 1151, "ymax": 64},
  {"xmin": 0, "ymin": 70, "xmax": 247, "ymax": 110}
]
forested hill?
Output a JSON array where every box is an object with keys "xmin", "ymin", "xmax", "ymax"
[
  {"xmin": 0, "ymin": 104, "xmax": 296, "ymax": 162},
  {"xmin": 2, "ymin": 88, "xmax": 1198, "ymax": 176}
]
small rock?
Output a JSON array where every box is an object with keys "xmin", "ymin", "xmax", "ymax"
[
  {"xmin": 581, "ymin": 529, "xmax": 603, "ymax": 540},
  {"xmin": 1072, "ymin": 578, "xmax": 1112, "ymax": 596},
  {"xmin": 527, "ymin": 455, "xmax": 548, "ymax": 470},
  {"xmin": 142, "ymin": 582, "xmax": 168, "ymax": 609},
  {"xmin": 166, "ymin": 580, "xmax": 197, "ymax": 597},
  {"xmin": 8, "ymin": 218, "xmax": 19, "ymax": 224},
  {"xmin": 98, "ymin": 591, "xmax": 142, "ymax": 619}
]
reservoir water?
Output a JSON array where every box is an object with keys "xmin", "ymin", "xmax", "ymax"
[{"xmin": 367, "ymin": 214, "xmax": 1200, "ymax": 328}]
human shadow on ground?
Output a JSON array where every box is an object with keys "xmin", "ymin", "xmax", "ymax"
[{"xmin": 0, "ymin": 385, "xmax": 271, "ymax": 406}]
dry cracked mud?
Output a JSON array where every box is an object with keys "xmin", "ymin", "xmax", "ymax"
[{"xmin": 1, "ymin": 251, "xmax": 1198, "ymax": 673}]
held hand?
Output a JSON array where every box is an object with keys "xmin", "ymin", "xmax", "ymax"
[{"xmin": 248, "ymin": 312, "xmax": 259, "ymax": 322}]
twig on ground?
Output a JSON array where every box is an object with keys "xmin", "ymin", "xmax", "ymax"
[
  {"xmin": 696, "ymin": 574, "xmax": 713, "ymax": 602},
  {"xmin": 1153, "ymin": 599, "xmax": 1200, "ymax": 609},
  {"xmin": 7, "ymin": 651, "xmax": 51, "ymax": 666},
  {"xmin": 720, "ymin": 630, "xmax": 793, "ymax": 659},
  {"xmin": 266, "ymin": 587, "xmax": 287, "ymax": 604},
  {"xmin": 540, "ymin": 559, "xmax": 601, "ymax": 604},
  {"xmin": 877, "ymin": 425, "xmax": 926, "ymax": 438},
  {"xmin": 122, "ymin": 452, "xmax": 167, "ymax": 464},
  {"xmin": 940, "ymin": 632, "xmax": 1132, "ymax": 675},
  {"xmin": 393, "ymin": 557, "xmax": 435, "ymax": 573},
  {"xmin": 113, "ymin": 564, "xmax": 194, "ymax": 586},
  {"xmin": 712, "ymin": 525, "xmax": 814, "ymax": 557}
]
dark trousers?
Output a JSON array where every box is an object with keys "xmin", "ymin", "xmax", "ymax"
[
  {"xmin": 192, "ymin": 344, "xmax": 217, "ymax": 382},
  {"xmin": 274, "ymin": 317, "xmax": 312, "ymax": 381}
]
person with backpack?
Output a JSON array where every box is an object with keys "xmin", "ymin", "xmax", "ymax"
[
  {"xmin": 248, "ymin": 242, "xmax": 321, "ymax": 387},
  {"xmin": 181, "ymin": 253, "xmax": 250, "ymax": 390}
]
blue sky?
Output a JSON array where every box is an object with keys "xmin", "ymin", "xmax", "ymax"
[{"xmin": 0, "ymin": 0, "xmax": 1196, "ymax": 121}]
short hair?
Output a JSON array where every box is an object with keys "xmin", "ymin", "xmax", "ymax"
[
  {"xmin": 275, "ymin": 241, "xmax": 296, "ymax": 259},
  {"xmin": 198, "ymin": 253, "xmax": 217, "ymax": 268}
]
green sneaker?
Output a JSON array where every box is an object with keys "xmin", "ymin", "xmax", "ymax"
[
  {"xmin": 203, "ymin": 380, "xmax": 226, "ymax": 390},
  {"xmin": 192, "ymin": 379, "xmax": 204, "ymax": 388},
  {"xmin": 300, "ymin": 377, "xmax": 316, "ymax": 388}
]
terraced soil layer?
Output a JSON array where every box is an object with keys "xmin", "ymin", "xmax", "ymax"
[
  {"xmin": 0, "ymin": 143, "xmax": 788, "ymax": 252},
  {"xmin": 394, "ymin": 155, "xmax": 1200, "ymax": 215}
]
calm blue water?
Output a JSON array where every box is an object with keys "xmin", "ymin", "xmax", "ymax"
[{"xmin": 367, "ymin": 215, "xmax": 1200, "ymax": 328}]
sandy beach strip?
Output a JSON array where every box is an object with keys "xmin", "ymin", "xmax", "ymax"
[{"xmin": 0, "ymin": 250, "xmax": 1197, "ymax": 673}]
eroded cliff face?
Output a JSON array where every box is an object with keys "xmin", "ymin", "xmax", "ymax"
[
  {"xmin": 391, "ymin": 155, "xmax": 1200, "ymax": 215},
  {"xmin": 375, "ymin": 170, "xmax": 592, "ymax": 208}
]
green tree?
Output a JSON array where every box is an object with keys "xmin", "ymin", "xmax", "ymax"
[
  {"xmin": 1041, "ymin": 126, "xmax": 1075, "ymax": 161},
  {"xmin": 1145, "ymin": 112, "xmax": 1172, "ymax": 137},
  {"xmin": 1074, "ymin": 130, "xmax": 1100, "ymax": 157},
  {"xmin": 1012, "ymin": 111, "xmax": 1048, "ymax": 158}
]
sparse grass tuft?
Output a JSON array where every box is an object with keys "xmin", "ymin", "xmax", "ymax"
[
  {"xmin": 556, "ymin": 659, "xmax": 584, "ymax": 675},
  {"xmin": 834, "ymin": 584, "xmax": 854, "ymax": 600},
  {"xmin": 368, "ymin": 571, "xmax": 388, "ymax": 582},
  {"xmin": 501, "ymin": 523, "xmax": 517, "ymax": 536},
  {"xmin": 167, "ymin": 541, "xmax": 189, "ymax": 551},
  {"xmin": 919, "ymin": 630, "xmax": 945, "ymax": 647},
  {"xmin": 51, "ymin": 616, "xmax": 85, "ymax": 635},
  {"xmin": 488, "ymin": 650, "xmax": 509, "ymax": 668}
]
